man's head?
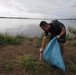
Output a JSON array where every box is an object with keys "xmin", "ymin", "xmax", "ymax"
[{"xmin": 39, "ymin": 21, "xmax": 50, "ymax": 31}]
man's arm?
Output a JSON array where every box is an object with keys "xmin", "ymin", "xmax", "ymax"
[
  {"xmin": 40, "ymin": 36, "xmax": 47, "ymax": 52},
  {"xmin": 60, "ymin": 27, "xmax": 66, "ymax": 36},
  {"xmin": 41, "ymin": 36, "xmax": 47, "ymax": 48},
  {"xmin": 56, "ymin": 27, "xmax": 66, "ymax": 39}
]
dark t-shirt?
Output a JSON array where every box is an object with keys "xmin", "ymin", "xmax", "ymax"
[{"xmin": 44, "ymin": 21, "xmax": 65, "ymax": 36}]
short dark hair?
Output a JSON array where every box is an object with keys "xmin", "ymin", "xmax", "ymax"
[{"xmin": 39, "ymin": 21, "xmax": 48, "ymax": 27}]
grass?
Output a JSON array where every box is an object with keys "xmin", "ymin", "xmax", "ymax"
[
  {"xmin": 70, "ymin": 63, "xmax": 76, "ymax": 72},
  {"xmin": 20, "ymin": 55, "xmax": 36, "ymax": 69},
  {"xmin": 0, "ymin": 26, "xmax": 76, "ymax": 47},
  {"xmin": 17, "ymin": 55, "xmax": 53, "ymax": 75},
  {"xmin": 70, "ymin": 53, "xmax": 76, "ymax": 64},
  {"xmin": 72, "ymin": 41, "xmax": 76, "ymax": 47},
  {"xmin": 0, "ymin": 26, "xmax": 76, "ymax": 74},
  {"xmin": 15, "ymin": 34, "xmax": 26, "ymax": 39},
  {"xmin": 68, "ymin": 26, "xmax": 76, "ymax": 34},
  {"xmin": 0, "ymin": 33, "xmax": 25, "ymax": 46},
  {"xmin": 2, "ymin": 54, "xmax": 76, "ymax": 75},
  {"xmin": 67, "ymin": 26, "xmax": 76, "ymax": 40},
  {"xmin": 5, "ymin": 61, "xmax": 14, "ymax": 70},
  {"xmin": 65, "ymin": 40, "xmax": 76, "ymax": 47},
  {"xmin": 66, "ymin": 33, "xmax": 73, "ymax": 40}
]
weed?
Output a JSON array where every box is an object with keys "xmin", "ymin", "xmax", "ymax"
[
  {"xmin": 5, "ymin": 61, "xmax": 14, "ymax": 70},
  {"xmin": 0, "ymin": 33, "xmax": 21, "ymax": 46},
  {"xmin": 20, "ymin": 55, "xmax": 36, "ymax": 70},
  {"xmin": 68, "ymin": 26, "xmax": 76, "ymax": 34},
  {"xmin": 66, "ymin": 33, "xmax": 73, "ymax": 40},
  {"xmin": 15, "ymin": 34, "xmax": 26, "ymax": 39},
  {"xmin": 72, "ymin": 42, "xmax": 76, "ymax": 47},
  {"xmin": 70, "ymin": 63, "xmax": 76, "ymax": 72},
  {"xmin": 70, "ymin": 54, "xmax": 76, "ymax": 64}
]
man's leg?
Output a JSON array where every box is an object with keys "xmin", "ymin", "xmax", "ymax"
[{"xmin": 59, "ymin": 43, "xmax": 64, "ymax": 55}]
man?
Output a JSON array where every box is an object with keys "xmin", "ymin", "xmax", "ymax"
[{"xmin": 39, "ymin": 19, "xmax": 66, "ymax": 55}]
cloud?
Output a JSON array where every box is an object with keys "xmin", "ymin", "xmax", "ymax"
[
  {"xmin": 0, "ymin": 0, "xmax": 76, "ymax": 18},
  {"xmin": 0, "ymin": 0, "xmax": 44, "ymax": 18}
]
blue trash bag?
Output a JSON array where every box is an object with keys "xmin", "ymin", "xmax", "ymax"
[{"xmin": 43, "ymin": 37, "xmax": 65, "ymax": 71}]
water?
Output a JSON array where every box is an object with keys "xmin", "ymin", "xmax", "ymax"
[{"xmin": 0, "ymin": 18, "xmax": 76, "ymax": 37}]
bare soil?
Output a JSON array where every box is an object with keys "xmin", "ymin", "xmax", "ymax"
[{"xmin": 0, "ymin": 39, "xmax": 76, "ymax": 75}]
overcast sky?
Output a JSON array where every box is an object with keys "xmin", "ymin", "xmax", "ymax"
[{"xmin": 0, "ymin": 0, "xmax": 76, "ymax": 18}]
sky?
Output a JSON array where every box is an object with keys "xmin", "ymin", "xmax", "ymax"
[{"xmin": 0, "ymin": 0, "xmax": 76, "ymax": 18}]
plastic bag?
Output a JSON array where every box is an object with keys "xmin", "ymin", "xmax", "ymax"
[{"xmin": 43, "ymin": 37, "xmax": 65, "ymax": 71}]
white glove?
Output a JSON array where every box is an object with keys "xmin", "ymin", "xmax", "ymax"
[
  {"xmin": 39, "ymin": 48, "xmax": 44, "ymax": 53},
  {"xmin": 56, "ymin": 35, "xmax": 60, "ymax": 39}
]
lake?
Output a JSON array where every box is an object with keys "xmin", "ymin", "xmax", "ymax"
[{"xmin": 0, "ymin": 18, "xmax": 76, "ymax": 37}]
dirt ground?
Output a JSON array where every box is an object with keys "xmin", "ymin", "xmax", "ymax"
[{"xmin": 0, "ymin": 39, "xmax": 76, "ymax": 75}]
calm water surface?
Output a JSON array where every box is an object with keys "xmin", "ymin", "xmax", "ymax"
[{"xmin": 0, "ymin": 18, "xmax": 76, "ymax": 37}]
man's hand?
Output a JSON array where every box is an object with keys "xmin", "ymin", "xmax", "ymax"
[
  {"xmin": 39, "ymin": 48, "xmax": 43, "ymax": 61},
  {"xmin": 39, "ymin": 48, "xmax": 44, "ymax": 53},
  {"xmin": 56, "ymin": 35, "xmax": 60, "ymax": 39}
]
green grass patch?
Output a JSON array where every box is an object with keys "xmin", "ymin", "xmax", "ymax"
[
  {"xmin": 68, "ymin": 26, "xmax": 76, "ymax": 34},
  {"xmin": 15, "ymin": 34, "xmax": 26, "ymax": 39},
  {"xmin": 72, "ymin": 41, "xmax": 76, "ymax": 47},
  {"xmin": 5, "ymin": 61, "xmax": 14, "ymax": 70},
  {"xmin": 65, "ymin": 40, "xmax": 76, "ymax": 47},
  {"xmin": 20, "ymin": 55, "xmax": 36, "ymax": 69},
  {"xmin": 19, "ymin": 55, "xmax": 53, "ymax": 75},
  {"xmin": 2, "ymin": 54, "xmax": 76, "ymax": 75},
  {"xmin": 70, "ymin": 54, "xmax": 76, "ymax": 64},
  {"xmin": 18, "ymin": 54, "xmax": 76, "ymax": 75},
  {"xmin": 66, "ymin": 33, "xmax": 73, "ymax": 40},
  {"xmin": 0, "ymin": 33, "xmax": 21, "ymax": 46},
  {"xmin": 70, "ymin": 63, "xmax": 76, "ymax": 72}
]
